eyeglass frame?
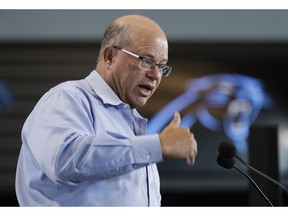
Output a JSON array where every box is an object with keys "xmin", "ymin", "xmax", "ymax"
[{"xmin": 113, "ymin": 46, "xmax": 173, "ymax": 77}]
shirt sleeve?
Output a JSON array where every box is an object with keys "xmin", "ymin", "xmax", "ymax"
[{"xmin": 23, "ymin": 88, "xmax": 163, "ymax": 185}]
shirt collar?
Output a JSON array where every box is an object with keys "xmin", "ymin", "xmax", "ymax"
[{"xmin": 85, "ymin": 70, "xmax": 124, "ymax": 107}]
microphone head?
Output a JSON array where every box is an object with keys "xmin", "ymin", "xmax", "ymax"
[
  {"xmin": 217, "ymin": 154, "xmax": 235, "ymax": 169},
  {"xmin": 218, "ymin": 141, "xmax": 237, "ymax": 158}
]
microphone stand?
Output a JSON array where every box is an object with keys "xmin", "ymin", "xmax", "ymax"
[
  {"xmin": 233, "ymin": 166, "xmax": 273, "ymax": 207},
  {"xmin": 217, "ymin": 154, "xmax": 273, "ymax": 206},
  {"xmin": 235, "ymin": 155, "xmax": 288, "ymax": 194}
]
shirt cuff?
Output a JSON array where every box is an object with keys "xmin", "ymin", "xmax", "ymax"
[{"xmin": 131, "ymin": 134, "xmax": 163, "ymax": 164}]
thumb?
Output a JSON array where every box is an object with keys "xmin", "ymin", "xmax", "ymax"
[{"xmin": 167, "ymin": 112, "xmax": 181, "ymax": 129}]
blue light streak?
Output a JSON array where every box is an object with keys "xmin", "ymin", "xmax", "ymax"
[{"xmin": 147, "ymin": 73, "xmax": 272, "ymax": 151}]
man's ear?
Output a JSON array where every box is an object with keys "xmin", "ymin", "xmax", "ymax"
[{"xmin": 103, "ymin": 46, "xmax": 117, "ymax": 70}]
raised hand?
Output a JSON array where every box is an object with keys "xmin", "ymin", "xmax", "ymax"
[{"xmin": 159, "ymin": 112, "xmax": 197, "ymax": 166}]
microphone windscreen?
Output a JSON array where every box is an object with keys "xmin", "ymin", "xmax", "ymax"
[
  {"xmin": 218, "ymin": 141, "xmax": 237, "ymax": 158},
  {"xmin": 217, "ymin": 154, "xmax": 235, "ymax": 169}
]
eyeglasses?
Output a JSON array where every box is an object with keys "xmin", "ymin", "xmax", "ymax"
[{"xmin": 113, "ymin": 46, "xmax": 173, "ymax": 77}]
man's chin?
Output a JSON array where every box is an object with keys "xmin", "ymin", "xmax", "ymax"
[{"xmin": 132, "ymin": 98, "xmax": 149, "ymax": 108}]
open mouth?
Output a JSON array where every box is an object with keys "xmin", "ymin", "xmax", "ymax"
[
  {"xmin": 139, "ymin": 84, "xmax": 152, "ymax": 91},
  {"xmin": 138, "ymin": 84, "xmax": 153, "ymax": 96}
]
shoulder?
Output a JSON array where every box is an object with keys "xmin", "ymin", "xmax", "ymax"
[{"xmin": 45, "ymin": 79, "xmax": 89, "ymax": 98}]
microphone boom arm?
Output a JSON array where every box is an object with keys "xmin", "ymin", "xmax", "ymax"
[
  {"xmin": 235, "ymin": 155, "xmax": 288, "ymax": 194},
  {"xmin": 234, "ymin": 166, "xmax": 273, "ymax": 207}
]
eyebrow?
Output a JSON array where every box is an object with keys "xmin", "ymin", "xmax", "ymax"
[{"xmin": 141, "ymin": 53, "xmax": 168, "ymax": 64}]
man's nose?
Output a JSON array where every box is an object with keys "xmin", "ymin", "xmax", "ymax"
[{"xmin": 145, "ymin": 66, "xmax": 162, "ymax": 80}]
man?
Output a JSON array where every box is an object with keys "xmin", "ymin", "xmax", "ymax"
[{"xmin": 15, "ymin": 14, "xmax": 197, "ymax": 206}]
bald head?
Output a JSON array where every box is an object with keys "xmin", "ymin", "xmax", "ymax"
[
  {"xmin": 97, "ymin": 15, "xmax": 168, "ymax": 63},
  {"xmin": 114, "ymin": 14, "xmax": 167, "ymax": 39}
]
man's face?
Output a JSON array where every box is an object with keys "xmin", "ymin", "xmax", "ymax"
[{"xmin": 110, "ymin": 35, "xmax": 169, "ymax": 108}]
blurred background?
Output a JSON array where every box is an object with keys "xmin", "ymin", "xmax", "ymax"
[{"xmin": 1, "ymin": 10, "xmax": 288, "ymax": 206}]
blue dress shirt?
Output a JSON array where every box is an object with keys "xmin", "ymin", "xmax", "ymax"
[{"xmin": 15, "ymin": 70, "xmax": 163, "ymax": 206}]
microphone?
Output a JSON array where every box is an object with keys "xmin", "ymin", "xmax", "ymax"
[
  {"xmin": 218, "ymin": 141, "xmax": 237, "ymax": 158},
  {"xmin": 217, "ymin": 154, "xmax": 273, "ymax": 206},
  {"xmin": 216, "ymin": 154, "xmax": 234, "ymax": 169},
  {"xmin": 218, "ymin": 141, "xmax": 288, "ymax": 194}
]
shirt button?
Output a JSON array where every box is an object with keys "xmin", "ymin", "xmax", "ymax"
[{"xmin": 146, "ymin": 154, "xmax": 151, "ymax": 162}]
